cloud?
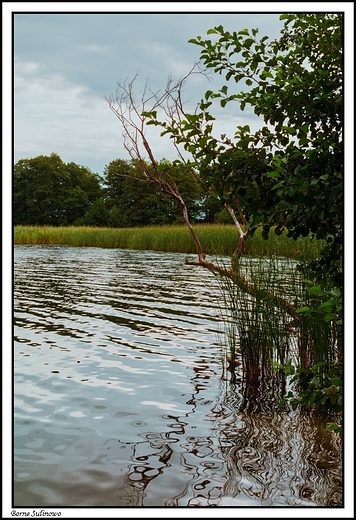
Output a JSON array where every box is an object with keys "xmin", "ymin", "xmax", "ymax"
[
  {"xmin": 75, "ymin": 44, "xmax": 109, "ymax": 53},
  {"xmin": 15, "ymin": 60, "xmax": 40, "ymax": 75},
  {"xmin": 14, "ymin": 59, "xmax": 123, "ymax": 172},
  {"xmin": 14, "ymin": 53, "xmax": 267, "ymax": 176},
  {"xmin": 140, "ymin": 40, "xmax": 194, "ymax": 78},
  {"xmin": 10, "ymin": 11, "xmax": 289, "ymax": 174}
]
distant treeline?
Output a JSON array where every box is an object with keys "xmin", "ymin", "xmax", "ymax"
[{"xmin": 14, "ymin": 153, "xmax": 229, "ymax": 227}]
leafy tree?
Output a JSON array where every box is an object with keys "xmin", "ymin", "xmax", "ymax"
[
  {"xmin": 63, "ymin": 186, "xmax": 89, "ymax": 225},
  {"xmin": 185, "ymin": 14, "xmax": 342, "ymax": 289},
  {"xmin": 117, "ymin": 171, "xmax": 166, "ymax": 226},
  {"xmin": 76, "ymin": 197, "xmax": 109, "ymax": 227},
  {"xmin": 106, "ymin": 71, "xmax": 231, "ymax": 261},
  {"xmin": 155, "ymin": 159, "xmax": 204, "ymax": 223},
  {"xmin": 107, "ymin": 205, "xmax": 123, "ymax": 227},
  {"xmin": 102, "ymin": 159, "xmax": 163, "ymax": 226},
  {"xmin": 14, "ymin": 153, "xmax": 70, "ymax": 225},
  {"xmin": 107, "ymin": 13, "xmax": 342, "ymax": 285},
  {"xmin": 133, "ymin": 14, "xmax": 343, "ymax": 351},
  {"xmin": 13, "ymin": 153, "xmax": 103, "ymax": 225},
  {"xmin": 65, "ymin": 161, "xmax": 103, "ymax": 223},
  {"xmin": 103, "ymin": 158, "xmax": 205, "ymax": 226},
  {"xmin": 102, "ymin": 158, "xmax": 135, "ymax": 211}
]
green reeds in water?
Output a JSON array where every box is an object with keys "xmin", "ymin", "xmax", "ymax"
[
  {"xmin": 218, "ymin": 257, "xmax": 298, "ymax": 383},
  {"xmin": 216, "ymin": 256, "xmax": 339, "ymax": 391}
]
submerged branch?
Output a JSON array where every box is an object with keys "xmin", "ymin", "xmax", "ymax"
[{"xmin": 185, "ymin": 255, "xmax": 299, "ymax": 319}]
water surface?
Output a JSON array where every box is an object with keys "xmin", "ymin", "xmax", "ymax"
[{"xmin": 14, "ymin": 245, "xmax": 342, "ymax": 507}]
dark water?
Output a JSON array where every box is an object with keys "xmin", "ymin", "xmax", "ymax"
[{"xmin": 13, "ymin": 245, "xmax": 342, "ymax": 508}]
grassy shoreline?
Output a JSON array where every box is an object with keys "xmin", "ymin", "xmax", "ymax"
[{"xmin": 14, "ymin": 224, "xmax": 324, "ymax": 260}]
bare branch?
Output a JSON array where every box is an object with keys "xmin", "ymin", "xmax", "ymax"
[
  {"xmin": 106, "ymin": 69, "xmax": 300, "ymax": 320},
  {"xmin": 106, "ymin": 70, "xmax": 208, "ymax": 262},
  {"xmin": 106, "ymin": 68, "xmax": 250, "ymax": 265}
]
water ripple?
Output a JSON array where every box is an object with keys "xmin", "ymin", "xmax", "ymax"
[{"xmin": 13, "ymin": 245, "xmax": 342, "ymax": 507}]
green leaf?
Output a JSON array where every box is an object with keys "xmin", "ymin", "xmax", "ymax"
[
  {"xmin": 260, "ymin": 70, "xmax": 274, "ymax": 79},
  {"xmin": 267, "ymin": 171, "xmax": 280, "ymax": 178},
  {"xmin": 141, "ymin": 111, "xmax": 156, "ymax": 118},
  {"xmin": 308, "ymin": 285, "xmax": 324, "ymax": 295},
  {"xmin": 279, "ymin": 14, "xmax": 294, "ymax": 22},
  {"xmin": 296, "ymin": 306, "xmax": 311, "ymax": 314},
  {"xmin": 244, "ymin": 38, "xmax": 254, "ymax": 49},
  {"xmin": 326, "ymin": 423, "xmax": 341, "ymax": 434},
  {"xmin": 299, "ymin": 136, "xmax": 309, "ymax": 146},
  {"xmin": 320, "ymin": 301, "xmax": 333, "ymax": 311},
  {"xmin": 284, "ymin": 127, "xmax": 296, "ymax": 135},
  {"xmin": 271, "ymin": 182, "xmax": 285, "ymax": 191},
  {"xmin": 324, "ymin": 314, "xmax": 334, "ymax": 322}
]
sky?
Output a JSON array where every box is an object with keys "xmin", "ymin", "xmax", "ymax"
[
  {"xmin": 6, "ymin": 2, "xmax": 352, "ymax": 177},
  {"xmin": 10, "ymin": 7, "xmax": 287, "ymax": 175},
  {"xmin": 3, "ymin": 3, "xmax": 355, "ymax": 518}
]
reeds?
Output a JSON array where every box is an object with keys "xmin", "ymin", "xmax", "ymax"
[
  {"xmin": 14, "ymin": 225, "xmax": 324, "ymax": 260},
  {"xmin": 217, "ymin": 256, "xmax": 340, "ymax": 389}
]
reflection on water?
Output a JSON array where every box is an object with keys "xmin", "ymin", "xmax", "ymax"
[{"xmin": 14, "ymin": 245, "xmax": 342, "ymax": 507}]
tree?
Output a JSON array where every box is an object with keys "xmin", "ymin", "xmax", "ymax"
[
  {"xmin": 13, "ymin": 154, "xmax": 103, "ymax": 225},
  {"xmin": 102, "ymin": 158, "xmax": 135, "ymax": 212},
  {"xmin": 106, "ymin": 14, "xmax": 343, "ymax": 389},
  {"xmin": 102, "ymin": 158, "xmax": 165, "ymax": 226},
  {"xmin": 65, "ymin": 161, "xmax": 103, "ymax": 223},
  {"xmin": 64, "ymin": 186, "xmax": 89, "ymax": 224},
  {"xmin": 106, "ymin": 69, "xmax": 248, "ymax": 264},
  {"xmin": 14, "ymin": 153, "xmax": 71, "ymax": 225},
  {"xmin": 103, "ymin": 157, "xmax": 205, "ymax": 226},
  {"xmin": 76, "ymin": 197, "xmax": 109, "ymax": 227},
  {"xmin": 185, "ymin": 14, "xmax": 342, "ymax": 289}
]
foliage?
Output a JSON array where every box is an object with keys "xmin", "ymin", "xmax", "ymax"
[
  {"xmin": 102, "ymin": 158, "xmax": 212, "ymax": 226},
  {"xmin": 142, "ymin": 16, "xmax": 344, "ymax": 415},
  {"xmin": 208, "ymin": 15, "xmax": 342, "ymax": 289},
  {"xmin": 13, "ymin": 153, "xmax": 103, "ymax": 226},
  {"xmin": 277, "ymin": 360, "xmax": 342, "ymax": 433},
  {"xmin": 75, "ymin": 197, "xmax": 109, "ymax": 227},
  {"xmin": 104, "ymin": 14, "xmax": 343, "ymax": 417},
  {"xmin": 297, "ymin": 280, "xmax": 342, "ymax": 325},
  {"xmin": 13, "ymin": 154, "xmax": 221, "ymax": 227},
  {"xmin": 145, "ymin": 14, "xmax": 342, "ymax": 289}
]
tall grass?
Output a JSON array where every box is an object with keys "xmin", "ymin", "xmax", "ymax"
[
  {"xmin": 217, "ymin": 256, "xmax": 339, "ymax": 388},
  {"xmin": 218, "ymin": 257, "xmax": 299, "ymax": 380},
  {"xmin": 14, "ymin": 224, "xmax": 324, "ymax": 260}
]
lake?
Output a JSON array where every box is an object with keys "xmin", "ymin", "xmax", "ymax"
[{"xmin": 13, "ymin": 245, "xmax": 342, "ymax": 508}]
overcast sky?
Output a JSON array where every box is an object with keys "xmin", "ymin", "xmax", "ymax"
[
  {"xmin": 7, "ymin": 2, "xmax": 350, "ymax": 178},
  {"xmin": 11, "ymin": 7, "xmax": 287, "ymax": 175}
]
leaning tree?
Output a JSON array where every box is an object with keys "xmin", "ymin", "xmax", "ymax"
[{"xmin": 106, "ymin": 13, "xmax": 343, "ymax": 393}]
